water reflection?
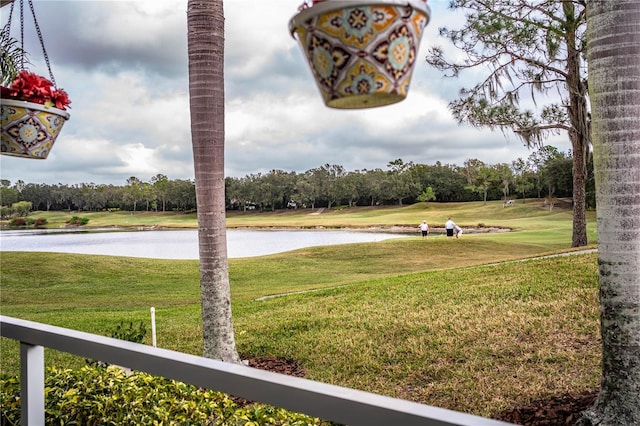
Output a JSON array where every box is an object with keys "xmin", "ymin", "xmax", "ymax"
[{"xmin": 0, "ymin": 229, "xmax": 408, "ymax": 259}]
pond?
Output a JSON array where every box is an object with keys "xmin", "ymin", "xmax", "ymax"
[{"xmin": 0, "ymin": 228, "xmax": 410, "ymax": 259}]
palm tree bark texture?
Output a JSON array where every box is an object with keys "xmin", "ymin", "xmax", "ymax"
[
  {"xmin": 578, "ymin": 1, "xmax": 640, "ymax": 423},
  {"xmin": 186, "ymin": 0, "xmax": 241, "ymax": 363}
]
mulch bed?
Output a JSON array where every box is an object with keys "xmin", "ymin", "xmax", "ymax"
[
  {"xmin": 493, "ymin": 390, "xmax": 598, "ymax": 425},
  {"xmin": 228, "ymin": 356, "xmax": 307, "ymax": 407},
  {"xmin": 247, "ymin": 355, "xmax": 307, "ymax": 378},
  {"xmin": 244, "ymin": 356, "xmax": 599, "ymax": 426}
]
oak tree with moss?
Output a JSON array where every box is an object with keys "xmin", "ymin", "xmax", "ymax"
[{"xmin": 426, "ymin": 0, "xmax": 589, "ymax": 247}]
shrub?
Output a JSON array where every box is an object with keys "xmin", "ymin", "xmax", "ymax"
[
  {"xmin": 10, "ymin": 201, "xmax": 32, "ymax": 217},
  {"xmin": 111, "ymin": 320, "xmax": 147, "ymax": 344},
  {"xmin": 87, "ymin": 321, "xmax": 148, "ymax": 367},
  {"xmin": 0, "ymin": 366, "xmax": 329, "ymax": 425},
  {"xmin": 0, "ymin": 205, "xmax": 11, "ymax": 220},
  {"xmin": 8, "ymin": 217, "xmax": 26, "ymax": 227},
  {"xmin": 8, "ymin": 217, "xmax": 45, "ymax": 228},
  {"xmin": 67, "ymin": 216, "xmax": 90, "ymax": 226}
]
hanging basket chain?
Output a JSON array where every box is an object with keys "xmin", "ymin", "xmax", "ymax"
[
  {"xmin": 27, "ymin": 0, "xmax": 57, "ymax": 87},
  {"xmin": 20, "ymin": 0, "xmax": 25, "ymax": 68},
  {"xmin": 3, "ymin": 0, "xmax": 15, "ymax": 50},
  {"xmin": 4, "ymin": 0, "xmax": 14, "ymax": 32}
]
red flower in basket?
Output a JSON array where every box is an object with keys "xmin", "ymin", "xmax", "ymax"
[{"xmin": 1, "ymin": 70, "xmax": 71, "ymax": 111}]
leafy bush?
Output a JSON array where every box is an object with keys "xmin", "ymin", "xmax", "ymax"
[
  {"xmin": 66, "ymin": 216, "xmax": 89, "ymax": 226},
  {"xmin": 34, "ymin": 217, "xmax": 48, "ymax": 227},
  {"xmin": 111, "ymin": 320, "xmax": 147, "ymax": 344},
  {"xmin": 8, "ymin": 217, "xmax": 26, "ymax": 227},
  {"xmin": 0, "ymin": 205, "xmax": 11, "ymax": 220},
  {"xmin": 10, "ymin": 201, "xmax": 32, "ymax": 217},
  {"xmin": 87, "ymin": 321, "xmax": 148, "ymax": 367},
  {"xmin": 0, "ymin": 366, "xmax": 328, "ymax": 425},
  {"xmin": 7, "ymin": 217, "xmax": 42, "ymax": 228}
]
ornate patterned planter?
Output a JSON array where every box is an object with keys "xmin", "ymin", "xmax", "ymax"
[
  {"xmin": 289, "ymin": 0, "xmax": 431, "ymax": 109},
  {"xmin": 1, "ymin": 98, "xmax": 70, "ymax": 159}
]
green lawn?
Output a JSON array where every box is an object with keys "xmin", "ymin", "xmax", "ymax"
[{"xmin": 0, "ymin": 200, "xmax": 601, "ymax": 418}]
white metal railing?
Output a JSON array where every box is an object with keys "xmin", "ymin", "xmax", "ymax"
[{"xmin": 0, "ymin": 316, "xmax": 514, "ymax": 426}]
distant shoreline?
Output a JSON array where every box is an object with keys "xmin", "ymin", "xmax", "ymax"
[
  {"xmin": 0, "ymin": 224, "xmax": 511, "ymax": 235},
  {"xmin": 224, "ymin": 225, "xmax": 511, "ymax": 235}
]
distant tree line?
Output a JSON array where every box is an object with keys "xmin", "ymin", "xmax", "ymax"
[{"xmin": 0, "ymin": 146, "xmax": 594, "ymax": 217}]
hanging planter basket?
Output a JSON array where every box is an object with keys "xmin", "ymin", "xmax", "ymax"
[
  {"xmin": 1, "ymin": 0, "xmax": 70, "ymax": 159},
  {"xmin": 1, "ymin": 98, "xmax": 69, "ymax": 159},
  {"xmin": 289, "ymin": 0, "xmax": 431, "ymax": 109}
]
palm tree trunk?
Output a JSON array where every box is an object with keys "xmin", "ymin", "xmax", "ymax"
[
  {"xmin": 187, "ymin": 0, "xmax": 240, "ymax": 363},
  {"xmin": 578, "ymin": 1, "xmax": 640, "ymax": 423}
]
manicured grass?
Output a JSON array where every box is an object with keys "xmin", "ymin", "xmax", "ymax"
[
  {"xmin": 22, "ymin": 210, "xmax": 199, "ymax": 228},
  {"xmin": 234, "ymin": 253, "xmax": 600, "ymax": 417},
  {"xmin": 0, "ymin": 201, "xmax": 601, "ymax": 418}
]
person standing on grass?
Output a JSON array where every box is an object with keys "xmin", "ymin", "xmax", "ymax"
[
  {"xmin": 454, "ymin": 225, "xmax": 463, "ymax": 239},
  {"xmin": 419, "ymin": 220, "xmax": 429, "ymax": 238},
  {"xmin": 445, "ymin": 217, "xmax": 456, "ymax": 238}
]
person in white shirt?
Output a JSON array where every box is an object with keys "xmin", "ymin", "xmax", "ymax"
[
  {"xmin": 418, "ymin": 220, "xmax": 429, "ymax": 238},
  {"xmin": 445, "ymin": 217, "xmax": 456, "ymax": 238},
  {"xmin": 454, "ymin": 225, "xmax": 463, "ymax": 239}
]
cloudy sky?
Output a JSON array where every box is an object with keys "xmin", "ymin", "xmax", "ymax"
[{"xmin": 1, "ymin": 0, "xmax": 570, "ymax": 186}]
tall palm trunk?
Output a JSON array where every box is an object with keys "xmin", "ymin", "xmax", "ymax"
[
  {"xmin": 578, "ymin": 1, "xmax": 640, "ymax": 423},
  {"xmin": 187, "ymin": 0, "xmax": 240, "ymax": 363}
]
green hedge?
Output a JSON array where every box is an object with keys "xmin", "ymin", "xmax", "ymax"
[
  {"xmin": 1, "ymin": 366, "xmax": 330, "ymax": 425},
  {"xmin": 66, "ymin": 216, "xmax": 90, "ymax": 226}
]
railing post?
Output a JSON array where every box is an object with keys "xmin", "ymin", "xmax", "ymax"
[{"xmin": 20, "ymin": 342, "xmax": 45, "ymax": 426}]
